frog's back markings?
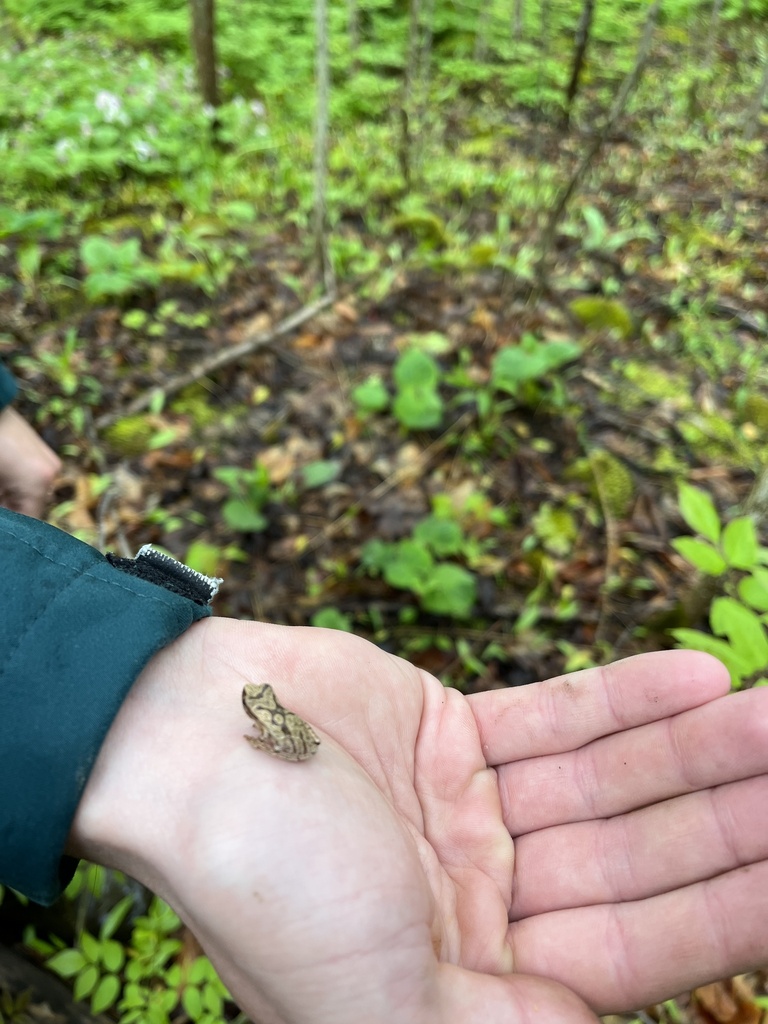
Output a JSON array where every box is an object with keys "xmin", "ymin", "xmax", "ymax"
[{"xmin": 242, "ymin": 683, "xmax": 320, "ymax": 762}]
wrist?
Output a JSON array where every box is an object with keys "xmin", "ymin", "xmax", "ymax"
[
  {"xmin": 67, "ymin": 619, "xmax": 217, "ymax": 891},
  {"xmin": 67, "ymin": 618, "xmax": 292, "ymax": 899}
]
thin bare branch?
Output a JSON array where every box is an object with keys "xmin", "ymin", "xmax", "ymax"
[
  {"xmin": 535, "ymin": 0, "xmax": 660, "ymax": 289},
  {"xmin": 95, "ymin": 293, "xmax": 335, "ymax": 429}
]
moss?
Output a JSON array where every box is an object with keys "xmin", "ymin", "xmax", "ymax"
[
  {"xmin": 740, "ymin": 393, "xmax": 768, "ymax": 431},
  {"xmin": 621, "ymin": 362, "xmax": 694, "ymax": 408},
  {"xmin": 103, "ymin": 415, "xmax": 154, "ymax": 456},
  {"xmin": 569, "ymin": 297, "xmax": 634, "ymax": 339},
  {"xmin": 171, "ymin": 384, "xmax": 219, "ymax": 429},
  {"xmin": 391, "ymin": 212, "xmax": 448, "ymax": 248},
  {"xmin": 589, "ymin": 449, "xmax": 634, "ymax": 518}
]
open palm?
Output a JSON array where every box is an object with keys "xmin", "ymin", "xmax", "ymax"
[{"xmin": 74, "ymin": 619, "xmax": 768, "ymax": 1024}]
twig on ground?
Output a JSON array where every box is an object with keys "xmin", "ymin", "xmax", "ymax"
[{"xmin": 95, "ymin": 292, "xmax": 335, "ymax": 429}]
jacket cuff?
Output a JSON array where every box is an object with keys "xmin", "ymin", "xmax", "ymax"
[
  {"xmin": 0, "ymin": 511, "xmax": 214, "ymax": 904},
  {"xmin": 0, "ymin": 362, "xmax": 18, "ymax": 410}
]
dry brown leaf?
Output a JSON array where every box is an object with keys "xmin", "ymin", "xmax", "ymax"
[
  {"xmin": 693, "ymin": 978, "xmax": 762, "ymax": 1024},
  {"xmin": 259, "ymin": 436, "xmax": 322, "ymax": 484},
  {"xmin": 334, "ymin": 299, "xmax": 358, "ymax": 322}
]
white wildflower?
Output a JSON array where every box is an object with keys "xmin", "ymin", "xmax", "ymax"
[
  {"xmin": 250, "ymin": 100, "xmax": 265, "ymax": 118},
  {"xmin": 55, "ymin": 138, "xmax": 75, "ymax": 163},
  {"xmin": 132, "ymin": 138, "xmax": 156, "ymax": 162},
  {"xmin": 94, "ymin": 90, "xmax": 123, "ymax": 123}
]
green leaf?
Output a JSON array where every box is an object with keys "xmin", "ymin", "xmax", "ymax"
[
  {"xmin": 491, "ymin": 336, "xmax": 580, "ymax": 395},
  {"xmin": 406, "ymin": 331, "xmax": 452, "ymax": 355},
  {"xmin": 91, "ymin": 974, "xmax": 121, "ymax": 1015},
  {"xmin": 73, "ymin": 964, "xmax": 99, "ymax": 1001},
  {"xmin": 188, "ymin": 957, "xmax": 213, "ymax": 985},
  {"xmin": 360, "ymin": 539, "xmax": 389, "ymax": 574},
  {"xmin": 80, "ymin": 932, "xmax": 100, "ymax": 964},
  {"xmin": 184, "ymin": 541, "xmax": 222, "ymax": 579},
  {"xmin": 100, "ymin": 939, "xmax": 125, "ymax": 973},
  {"xmin": 710, "ymin": 597, "xmax": 768, "ymax": 674},
  {"xmin": 310, "ymin": 608, "xmax": 352, "ymax": 631},
  {"xmin": 18, "ymin": 241, "xmax": 42, "ymax": 284},
  {"xmin": 301, "ymin": 460, "xmax": 341, "ymax": 489},
  {"xmin": 671, "ymin": 537, "xmax": 726, "ymax": 575},
  {"xmin": 122, "ymin": 309, "xmax": 149, "ymax": 331},
  {"xmin": 351, "ymin": 375, "xmax": 389, "ymax": 413},
  {"xmin": 669, "ymin": 629, "xmax": 751, "ymax": 687},
  {"xmin": 202, "ymin": 981, "xmax": 224, "ymax": 1015},
  {"xmin": 47, "ymin": 949, "xmax": 87, "ymax": 978},
  {"xmin": 738, "ymin": 569, "xmax": 768, "ymax": 612},
  {"xmin": 383, "ymin": 540, "xmax": 433, "ymax": 591},
  {"xmin": 392, "ymin": 388, "xmax": 444, "ymax": 430},
  {"xmin": 181, "ymin": 986, "xmax": 203, "ymax": 1021},
  {"xmin": 678, "ymin": 483, "xmax": 721, "ymax": 543},
  {"xmin": 420, "ymin": 564, "xmax": 477, "ymax": 618},
  {"xmin": 413, "ymin": 516, "xmax": 464, "ymax": 556},
  {"xmin": 393, "ymin": 349, "xmax": 440, "ymax": 390},
  {"xmin": 721, "ymin": 517, "xmax": 758, "ymax": 570},
  {"xmin": 222, "ymin": 499, "xmax": 267, "ymax": 532}
]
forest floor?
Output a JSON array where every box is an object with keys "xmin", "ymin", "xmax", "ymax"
[{"xmin": 1, "ymin": 16, "xmax": 768, "ymax": 1021}]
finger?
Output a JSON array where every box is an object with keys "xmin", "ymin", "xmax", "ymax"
[
  {"xmin": 436, "ymin": 963, "xmax": 599, "ymax": 1023},
  {"xmin": 499, "ymin": 686, "xmax": 768, "ymax": 832},
  {"xmin": 510, "ymin": 775, "xmax": 768, "ymax": 918},
  {"xmin": 509, "ymin": 859, "xmax": 768, "ymax": 1014},
  {"xmin": 468, "ymin": 650, "xmax": 729, "ymax": 766}
]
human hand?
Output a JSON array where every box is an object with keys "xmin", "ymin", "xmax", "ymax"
[
  {"xmin": 69, "ymin": 619, "xmax": 768, "ymax": 1023},
  {"xmin": 0, "ymin": 406, "xmax": 61, "ymax": 517}
]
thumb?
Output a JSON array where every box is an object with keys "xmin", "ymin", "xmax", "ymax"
[{"xmin": 437, "ymin": 963, "xmax": 600, "ymax": 1023}]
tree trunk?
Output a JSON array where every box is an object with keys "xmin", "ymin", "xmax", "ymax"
[
  {"xmin": 561, "ymin": 0, "xmax": 596, "ymax": 130},
  {"xmin": 189, "ymin": 0, "xmax": 219, "ymax": 109}
]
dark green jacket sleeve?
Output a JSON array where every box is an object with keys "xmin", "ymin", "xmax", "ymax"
[
  {"xmin": 0, "ymin": 510, "xmax": 213, "ymax": 904},
  {"xmin": 0, "ymin": 360, "xmax": 17, "ymax": 409}
]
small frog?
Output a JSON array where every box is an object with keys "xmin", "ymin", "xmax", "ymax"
[{"xmin": 242, "ymin": 683, "xmax": 320, "ymax": 762}]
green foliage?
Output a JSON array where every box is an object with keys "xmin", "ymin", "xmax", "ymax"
[
  {"xmin": 311, "ymin": 607, "xmax": 353, "ymax": 631},
  {"xmin": 490, "ymin": 335, "xmax": 581, "ymax": 397},
  {"xmin": 81, "ymin": 236, "xmax": 160, "ymax": 303},
  {"xmin": 45, "ymin": 890, "xmax": 130, "ymax": 1015},
  {"xmin": 13, "ymin": 328, "xmax": 103, "ymax": 432},
  {"xmin": 213, "ymin": 461, "xmax": 273, "ymax": 532},
  {"xmin": 362, "ymin": 509, "xmax": 481, "ymax": 618},
  {"xmin": 351, "ymin": 374, "xmax": 390, "ymax": 415},
  {"xmin": 530, "ymin": 501, "xmax": 580, "ymax": 557},
  {"xmin": 392, "ymin": 348, "xmax": 445, "ymax": 430},
  {"xmin": 38, "ymin": 867, "xmax": 231, "ymax": 1024},
  {"xmin": 184, "ymin": 540, "xmax": 223, "ymax": 578},
  {"xmin": 0, "ymin": 984, "xmax": 32, "ymax": 1023},
  {"xmin": 569, "ymin": 297, "xmax": 634, "ymax": 339},
  {"xmin": 104, "ymin": 415, "xmax": 156, "ymax": 456},
  {"xmin": 300, "ymin": 460, "xmax": 342, "ymax": 489},
  {"xmin": 670, "ymin": 483, "xmax": 768, "ymax": 688},
  {"xmin": 0, "ymin": 205, "xmax": 64, "ymax": 242},
  {"xmin": 589, "ymin": 450, "xmax": 635, "ymax": 519},
  {"xmin": 575, "ymin": 205, "xmax": 656, "ymax": 256},
  {"xmin": 363, "ymin": 536, "xmax": 478, "ymax": 618}
]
